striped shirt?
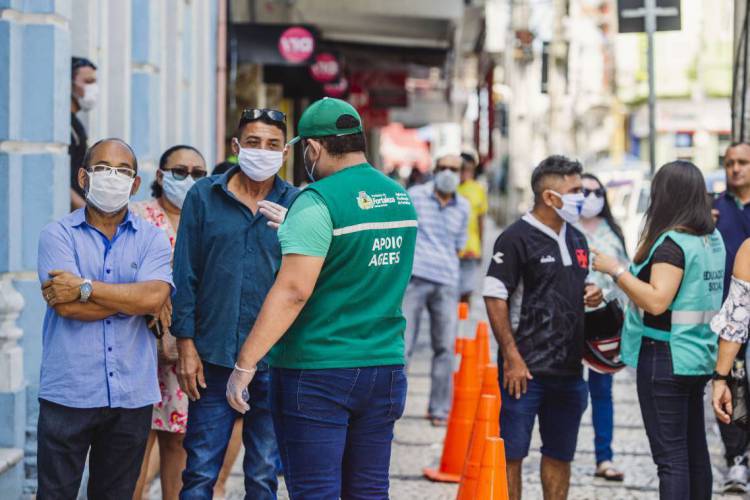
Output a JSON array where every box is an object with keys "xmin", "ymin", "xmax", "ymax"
[{"xmin": 408, "ymin": 182, "xmax": 470, "ymax": 287}]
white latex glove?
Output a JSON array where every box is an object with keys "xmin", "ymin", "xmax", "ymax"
[
  {"xmin": 226, "ymin": 364, "xmax": 257, "ymax": 414},
  {"xmin": 258, "ymin": 200, "xmax": 288, "ymax": 229}
]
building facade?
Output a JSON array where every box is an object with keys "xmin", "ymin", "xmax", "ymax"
[{"xmin": 0, "ymin": 1, "xmax": 218, "ymax": 497}]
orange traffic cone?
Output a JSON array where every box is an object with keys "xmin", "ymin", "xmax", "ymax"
[
  {"xmin": 476, "ymin": 322, "xmax": 491, "ymax": 381},
  {"xmin": 458, "ymin": 302, "xmax": 470, "ymax": 323},
  {"xmin": 475, "ymin": 437, "xmax": 510, "ymax": 500},
  {"xmin": 456, "ymin": 394, "xmax": 500, "ymax": 500},
  {"xmin": 424, "ymin": 335, "xmax": 481, "ymax": 482},
  {"xmin": 480, "ymin": 363, "xmax": 501, "ymax": 403}
]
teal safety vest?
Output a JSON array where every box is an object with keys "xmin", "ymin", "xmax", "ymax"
[{"xmin": 621, "ymin": 229, "xmax": 726, "ymax": 375}]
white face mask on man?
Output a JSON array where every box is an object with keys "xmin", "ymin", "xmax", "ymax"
[
  {"xmin": 235, "ymin": 140, "xmax": 283, "ymax": 182},
  {"xmin": 86, "ymin": 168, "xmax": 134, "ymax": 214},
  {"xmin": 548, "ymin": 190, "xmax": 585, "ymax": 224}
]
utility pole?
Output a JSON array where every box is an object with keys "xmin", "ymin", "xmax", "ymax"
[
  {"xmin": 645, "ymin": 0, "xmax": 657, "ymax": 176},
  {"xmin": 733, "ymin": 0, "xmax": 749, "ymax": 142}
]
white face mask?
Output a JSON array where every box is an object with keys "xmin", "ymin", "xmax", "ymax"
[
  {"xmin": 236, "ymin": 143, "xmax": 283, "ymax": 182},
  {"xmin": 76, "ymin": 83, "xmax": 98, "ymax": 112},
  {"xmin": 549, "ymin": 190, "xmax": 585, "ymax": 224},
  {"xmin": 303, "ymin": 143, "xmax": 319, "ymax": 182},
  {"xmin": 580, "ymin": 193, "xmax": 605, "ymax": 219},
  {"xmin": 162, "ymin": 173, "xmax": 195, "ymax": 210},
  {"xmin": 434, "ymin": 170, "xmax": 460, "ymax": 194},
  {"xmin": 86, "ymin": 170, "xmax": 134, "ymax": 214}
]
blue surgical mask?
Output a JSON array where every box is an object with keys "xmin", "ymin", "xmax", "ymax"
[{"xmin": 162, "ymin": 172, "xmax": 195, "ymax": 209}]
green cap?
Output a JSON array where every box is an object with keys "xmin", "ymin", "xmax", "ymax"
[{"xmin": 288, "ymin": 97, "xmax": 363, "ymax": 145}]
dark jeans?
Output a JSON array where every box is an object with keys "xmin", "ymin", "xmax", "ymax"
[
  {"xmin": 271, "ymin": 365, "xmax": 407, "ymax": 500},
  {"xmin": 637, "ymin": 339, "xmax": 712, "ymax": 500},
  {"xmin": 588, "ymin": 370, "xmax": 614, "ymax": 464},
  {"xmin": 718, "ymin": 345, "xmax": 749, "ymax": 465},
  {"xmin": 181, "ymin": 362, "xmax": 278, "ymax": 500},
  {"xmin": 36, "ymin": 399, "xmax": 151, "ymax": 500},
  {"xmin": 719, "ymin": 418, "xmax": 749, "ymax": 466}
]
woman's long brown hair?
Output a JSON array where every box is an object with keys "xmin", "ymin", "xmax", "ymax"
[{"xmin": 633, "ymin": 161, "xmax": 714, "ymax": 264}]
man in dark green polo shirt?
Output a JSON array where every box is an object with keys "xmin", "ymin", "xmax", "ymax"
[{"xmin": 225, "ymin": 98, "xmax": 418, "ymax": 499}]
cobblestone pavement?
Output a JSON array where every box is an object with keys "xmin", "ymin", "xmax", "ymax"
[
  {"xmin": 151, "ymin": 221, "xmax": 741, "ymax": 499},
  {"xmin": 207, "ymin": 310, "xmax": 736, "ymax": 500}
]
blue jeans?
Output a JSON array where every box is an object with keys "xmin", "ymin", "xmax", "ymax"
[
  {"xmin": 637, "ymin": 339, "xmax": 712, "ymax": 500},
  {"xmin": 402, "ymin": 276, "xmax": 458, "ymax": 419},
  {"xmin": 181, "ymin": 362, "xmax": 278, "ymax": 500},
  {"xmin": 588, "ymin": 370, "xmax": 614, "ymax": 464},
  {"xmin": 498, "ymin": 366, "xmax": 588, "ymax": 462},
  {"xmin": 271, "ymin": 365, "xmax": 407, "ymax": 500}
]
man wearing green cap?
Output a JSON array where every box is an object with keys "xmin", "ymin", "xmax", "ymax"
[{"xmin": 226, "ymin": 97, "xmax": 418, "ymax": 498}]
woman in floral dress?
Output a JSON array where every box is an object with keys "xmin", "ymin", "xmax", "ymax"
[{"xmin": 132, "ymin": 145, "xmax": 207, "ymax": 500}]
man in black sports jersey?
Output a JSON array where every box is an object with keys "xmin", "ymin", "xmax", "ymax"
[{"xmin": 483, "ymin": 156, "xmax": 603, "ymax": 500}]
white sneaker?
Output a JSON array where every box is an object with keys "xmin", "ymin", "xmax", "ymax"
[{"xmin": 723, "ymin": 456, "xmax": 749, "ymax": 493}]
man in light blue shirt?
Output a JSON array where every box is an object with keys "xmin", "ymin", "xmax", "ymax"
[
  {"xmin": 403, "ymin": 151, "xmax": 470, "ymax": 425},
  {"xmin": 36, "ymin": 138, "xmax": 173, "ymax": 499}
]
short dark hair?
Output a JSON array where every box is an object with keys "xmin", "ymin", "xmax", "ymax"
[
  {"xmin": 213, "ymin": 161, "xmax": 235, "ymax": 175},
  {"xmin": 530, "ymin": 155, "xmax": 583, "ymax": 202},
  {"xmin": 236, "ymin": 116, "xmax": 286, "ymax": 140},
  {"xmin": 314, "ymin": 132, "xmax": 367, "ymax": 158},
  {"xmin": 82, "ymin": 138, "xmax": 138, "ymax": 172},
  {"xmin": 71, "ymin": 57, "xmax": 96, "ymax": 79},
  {"xmin": 151, "ymin": 145, "xmax": 205, "ymax": 198}
]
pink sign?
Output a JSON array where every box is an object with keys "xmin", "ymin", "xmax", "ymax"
[
  {"xmin": 324, "ymin": 77, "xmax": 349, "ymax": 98},
  {"xmin": 309, "ymin": 53, "xmax": 339, "ymax": 83},
  {"xmin": 278, "ymin": 27, "xmax": 315, "ymax": 64}
]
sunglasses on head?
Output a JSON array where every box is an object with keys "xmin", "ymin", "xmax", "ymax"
[
  {"xmin": 164, "ymin": 165, "xmax": 207, "ymax": 181},
  {"xmin": 241, "ymin": 108, "xmax": 286, "ymax": 124},
  {"xmin": 583, "ymin": 187, "xmax": 605, "ymax": 198}
]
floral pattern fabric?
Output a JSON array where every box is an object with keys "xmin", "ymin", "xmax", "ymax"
[
  {"xmin": 711, "ymin": 276, "xmax": 750, "ymax": 344},
  {"xmin": 578, "ymin": 219, "xmax": 629, "ymax": 307},
  {"xmin": 131, "ymin": 199, "xmax": 186, "ymax": 433}
]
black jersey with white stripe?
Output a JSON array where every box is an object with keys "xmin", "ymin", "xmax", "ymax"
[{"xmin": 483, "ymin": 213, "xmax": 590, "ymax": 377}]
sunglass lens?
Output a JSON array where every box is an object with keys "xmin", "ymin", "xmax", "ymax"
[{"xmin": 171, "ymin": 169, "xmax": 188, "ymax": 181}]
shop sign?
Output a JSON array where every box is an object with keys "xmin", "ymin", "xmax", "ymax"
[
  {"xmin": 278, "ymin": 26, "xmax": 315, "ymax": 64},
  {"xmin": 310, "ymin": 53, "xmax": 340, "ymax": 83}
]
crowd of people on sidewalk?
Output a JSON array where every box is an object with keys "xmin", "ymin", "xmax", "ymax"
[{"xmin": 30, "ymin": 56, "xmax": 750, "ymax": 500}]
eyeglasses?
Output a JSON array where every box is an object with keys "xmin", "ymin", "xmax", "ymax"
[
  {"xmin": 241, "ymin": 108, "xmax": 286, "ymax": 124},
  {"xmin": 164, "ymin": 166, "xmax": 208, "ymax": 181},
  {"xmin": 583, "ymin": 187, "xmax": 605, "ymax": 198},
  {"xmin": 88, "ymin": 164, "xmax": 136, "ymax": 179}
]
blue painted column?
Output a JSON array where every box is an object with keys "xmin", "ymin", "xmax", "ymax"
[
  {"xmin": 0, "ymin": 0, "xmax": 71, "ymax": 497},
  {"xmin": 131, "ymin": 0, "xmax": 161, "ymax": 201}
]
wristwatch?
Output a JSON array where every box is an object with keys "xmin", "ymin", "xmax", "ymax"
[
  {"xmin": 79, "ymin": 279, "xmax": 93, "ymax": 303},
  {"xmin": 612, "ymin": 265, "xmax": 627, "ymax": 283},
  {"xmin": 712, "ymin": 371, "xmax": 731, "ymax": 382}
]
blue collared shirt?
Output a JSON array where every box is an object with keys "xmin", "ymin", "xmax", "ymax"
[
  {"xmin": 715, "ymin": 191, "xmax": 750, "ymax": 298},
  {"xmin": 408, "ymin": 182, "xmax": 470, "ymax": 287},
  {"xmin": 37, "ymin": 208, "xmax": 174, "ymax": 409},
  {"xmin": 171, "ymin": 168, "xmax": 299, "ymax": 368}
]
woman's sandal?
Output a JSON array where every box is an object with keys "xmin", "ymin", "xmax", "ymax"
[{"xmin": 594, "ymin": 461, "xmax": 625, "ymax": 482}]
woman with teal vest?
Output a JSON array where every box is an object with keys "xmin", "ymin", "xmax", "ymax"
[{"xmin": 593, "ymin": 161, "xmax": 725, "ymax": 500}]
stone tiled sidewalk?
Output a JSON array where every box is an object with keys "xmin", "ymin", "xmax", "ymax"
[{"xmin": 208, "ymin": 310, "xmax": 735, "ymax": 499}]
